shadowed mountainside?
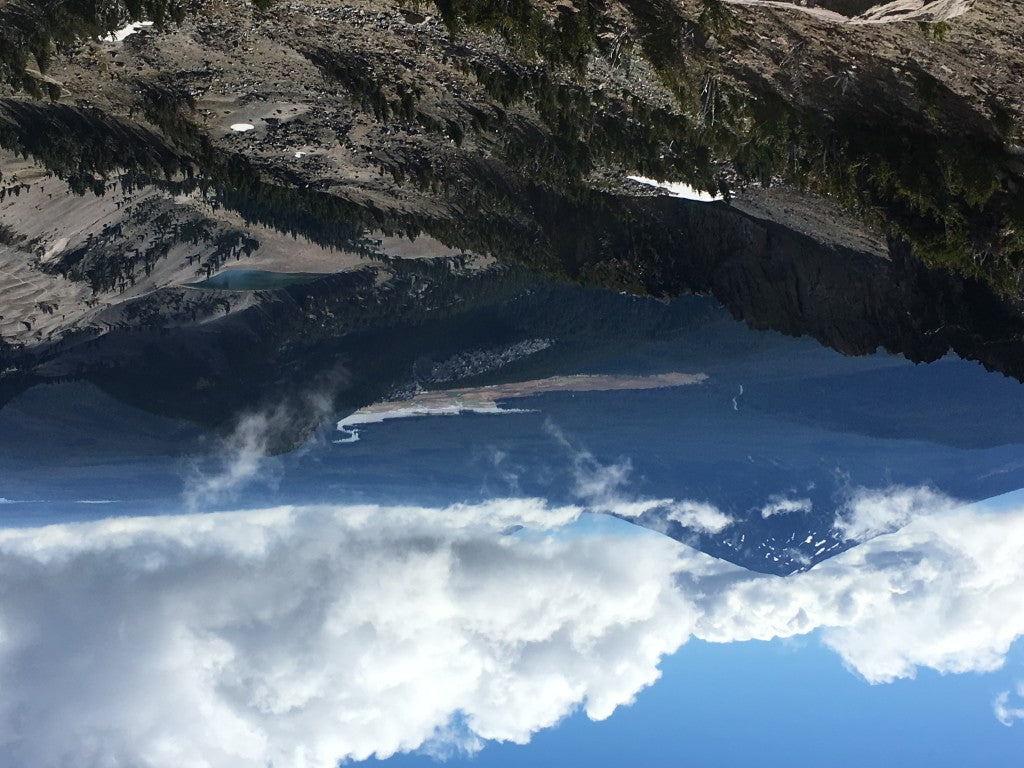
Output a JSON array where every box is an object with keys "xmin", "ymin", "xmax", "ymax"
[{"xmin": 2, "ymin": 0, "xmax": 1024, "ymax": 440}]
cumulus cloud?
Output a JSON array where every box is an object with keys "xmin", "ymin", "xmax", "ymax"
[
  {"xmin": 696, "ymin": 498, "xmax": 1024, "ymax": 683},
  {"xmin": 547, "ymin": 420, "xmax": 732, "ymax": 534},
  {"xmin": 760, "ymin": 496, "xmax": 812, "ymax": 518},
  {"xmin": 994, "ymin": 683, "xmax": 1024, "ymax": 726},
  {"xmin": 832, "ymin": 485, "xmax": 957, "ymax": 542},
  {"xmin": 0, "ymin": 500, "xmax": 694, "ymax": 768},
  {"xmin": 592, "ymin": 498, "xmax": 731, "ymax": 536},
  {"xmin": 665, "ymin": 501, "xmax": 732, "ymax": 534},
  {"xmin": 2, "ymin": 486, "xmax": 1024, "ymax": 765}
]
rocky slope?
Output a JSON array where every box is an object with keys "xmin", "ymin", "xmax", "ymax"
[{"xmin": 2, "ymin": 0, "xmax": 1023, "ymax": 427}]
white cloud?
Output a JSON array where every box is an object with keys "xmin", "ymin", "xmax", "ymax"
[
  {"xmin": 761, "ymin": 496, "xmax": 812, "ymax": 518},
  {"xmin": 0, "ymin": 501, "xmax": 693, "ymax": 768},
  {"xmin": 2, "ymin": 486, "xmax": 1024, "ymax": 764},
  {"xmin": 696, "ymin": 498, "xmax": 1024, "ymax": 683},
  {"xmin": 833, "ymin": 485, "xmax": 957, "ymax": 541},
  {"xmin": 183, "ymin": 410, "xmax": 284, "ymax": 511},
  {"xmin": 483, "ymin": 446, "xmax": 525, "ymax": 496},
  {"xmin": 596, "ymin": 498, "xmax": 731, "ymax": 535},
  {"xmin": 183, "ymin": 369, "xmax": 347, "ymax": 511},
  {"xmin": 573, "ymin": 455, "xmax": 634, "ymax": 506},
  {"xmin": 994, "ymin": 683, "xmax": 1024, "ymax": 726},
  {"xmin": 549, "ymin": 421, "xmax": 732, "ymax": 534},
  {"xmin": 666, "ymin": 501, "xmax": 733, "ymax": 534}
]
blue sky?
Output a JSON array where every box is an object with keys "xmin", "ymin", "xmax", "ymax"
[
  {"xmin": 371, "ymin": 634, "xmax": 1024, "ymax": 768},
  {"xmin": 2, "ymin": 465, "xmax": 1024, "ymax": 766},
  {"xmin": 3, "ymin": 313, "xmax": 1024, "ymax": 767},
  {"xmin": 368, "ymin": 494, "xmax": 1024, "ymax": 768}
]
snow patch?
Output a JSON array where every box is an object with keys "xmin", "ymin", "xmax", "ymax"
[
  {"xmin": 627, "ymin": 176, "xmax": 724, "ymax": 203},
  {"xmin": 722, "ymin": 0, "xmax": 973, "ymax": 24},
  {"xmin": 103, "ymin": 21, "xmax": 154, "ymax": 43}
]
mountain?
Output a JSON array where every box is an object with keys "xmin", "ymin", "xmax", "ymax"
[
  {"xmin": 2, "ymin": 0, "xmax": 1024, "ymax": 573},
  {"xmin": 4, "ymin": 278, "xmax": 1023, "ymax": 574},
  {"xmin": 2, "ymin": 0, "xmax": 1023, "ymax": 387}
]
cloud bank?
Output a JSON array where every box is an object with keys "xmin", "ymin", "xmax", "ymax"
[
  {"xmin": 0, "ymin": 500, "xmax": 694, "ymax": 768},
  {"xmin": 1, "ymin": 487, "xmax": 1023, "ymax": 765},
  {"xmin": 696, "ymin": 498, "xmax": 1024, "ymax": 683}
]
